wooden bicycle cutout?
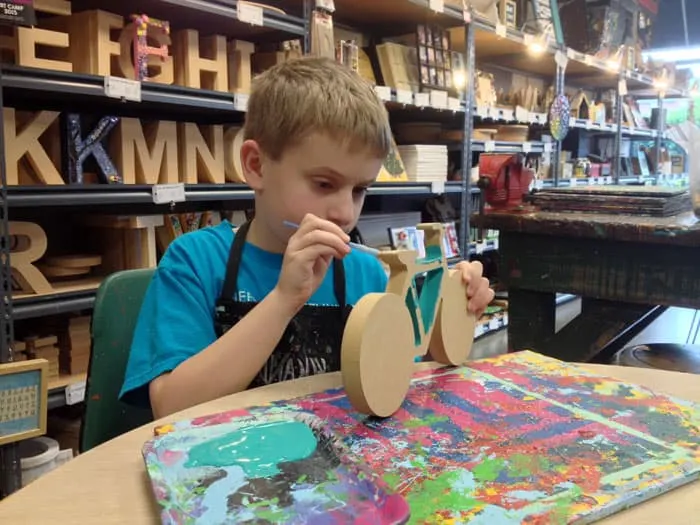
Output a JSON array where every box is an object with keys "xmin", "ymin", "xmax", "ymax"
[{"xmin": 341, "ymin": 223, "xmax": 476, "ymax": 417}]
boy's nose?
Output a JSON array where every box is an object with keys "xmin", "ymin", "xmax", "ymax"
[{"xmin": 326, "ymin": 197, "xmax": 356, "ymax": 231}]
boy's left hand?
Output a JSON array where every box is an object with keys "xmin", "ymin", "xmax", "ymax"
[{"xmin": 455, "ymin": 260, "xmax": 494, "ymax": 318}]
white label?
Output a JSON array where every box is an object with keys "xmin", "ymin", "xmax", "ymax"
[
  {"xmin": 533, "ymin": 179, "xmax": 544, "ymax": 190},
  {"xmin": 489, "ymin": 318, "xmax": 500, "ymax": 330},
  {"xmin": 431, "ymin": 180, "xmax": 445, "ymax": 194},
  {"xmin": 414, "ymin": 92, "xmax": 430, "ymax": 107},
  {"xmin": 476, "ymin": 105, "xmax": 489, "ymax": 118},
  {"xmin": 555, "ymin": 50, "xmax": 569, "ymax": 70},
  {"xmin": 448, "ymin": 97, "xmax": 461, "ymax": 111},
  {"xmin": 638, "ymin": 175, "xmax": 645, "ymax": 183},
  {"xmin": 503, "ymin": 313, "xmax": 508, "ymax": 325},
  {"xmin": 618, "ymin": 78, "xmax": 628, "ymax": 96},
  {"xmin": 476, "ymin": 242, "xmax": 485, "ymax": 255},
  {"xmin": 429, "ymin": 0, "xmax": 444, "ymax": 12},
  {"xmin": 104, "ymin": 76, "xmax": 141, "ymax": 102},
  {"xmin": 515, "ymin": 106, "xmax": 529, "ymax": 123},
  {"xmin": 237, "ymin": 1, "xmax": 264, "ymax": 25},
  {"xmin": 585, "ymin": 120, "xmax": 592, "ymax": 130},
  {"xmin": 588, "ymin": 177, "xmax": 596, "ymax": 186},
  {"xmin": 430, "ymin": 90, "xmax": 448, "ymax": 109},
  {"xmin": 476, "ymin": 324, "xmax": 487, "ymax": 338},
  {"xmin": 315, "ymin": 0, "xmax": 335, "ymax": 10},
  {"xmin": 493, "ymin": 238, "xmax": 499, "ymax": 250},
  {"xmin": 152, "ymin": 183, "xmax": 186, "ymax": 204},
  {"xmin": 484, "ymin": 140, "xmax": 496, "ymax": 152},
  {"xmin": 65, "ymin": 381, "xmax": 86, "ymax": 406},
  {"xmin": 396, "ymin": 89, "xmax": 413, "ymax": 105},
  {"xmin": 569, "ymin": 117, "xmax": 577, "ymax": 128},
  {"xmin": 544, "ymin": 143, "xmax": 553, "ymax": 154},
  {"xmin": 522, "ymin": 142, "xmax": 532, "ymax": 153},
  {"xmin": 234, "ymin": 93, "xmax": 249, "ymax": 111},
  {"xmin": 495, "ymin": 23, "xmax": 507, "ymax": 38},
  {"xmin": 584, "ymin": 54, "xmax": 594, "ymax": 66},
  {"xmin": 566, "ymin": 48, "xmax": 576, "ymax": 59},
  {"xmin": 605, "ymin": 176, "xmax": 613, "ymax": 184},
  {"xmin": 375, "ymin": 85, "xmax": 392, "ymax": 101}
]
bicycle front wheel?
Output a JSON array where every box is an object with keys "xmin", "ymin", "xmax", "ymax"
[{"xmin": 341, "ymin": 293, "xmax": 415, "ymax": 418}]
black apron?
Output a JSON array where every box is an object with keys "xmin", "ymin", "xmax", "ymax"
[{"xmin": 214, "ymin": 221, "xmax": 351, "ymax": 389}]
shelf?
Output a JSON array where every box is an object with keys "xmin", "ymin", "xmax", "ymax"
[
  {"xmin": 568, "ymin": 119, "xmax": 660, "ymax": 139},
  {"xmin": 471, "ymin": 140, "xmax": 550, "ymax": 154},
  {"xmin": 3, "ymin": 182, "xmax": 465, "ymax": 209},
  {"xmin": 72, "ymin": 0, "xmax": 305, "ymax": 39},
  {"xmin": 13, "ymin": 285, "xmax": 100, "ymax": 320},
  {"xmin": 48, "ymin": 373, "xmax": 87, "ymax": 410}
]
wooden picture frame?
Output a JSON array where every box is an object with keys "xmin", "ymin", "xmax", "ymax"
[{"xmin": 0, "ymin": 359, "xmax": 48, "ymax": 446}]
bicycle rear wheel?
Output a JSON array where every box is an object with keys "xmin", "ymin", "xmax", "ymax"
[
  {"xmin": 341, "ymin": 293, "xmax": 415, "ymax": 417},
  {"xmin": 430, "ymin": 269, "xmax": 476, "ymax": 365}
]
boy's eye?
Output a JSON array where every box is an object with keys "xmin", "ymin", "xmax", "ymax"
[
  {"xmin": 315, "ymin": 180, "xmax": 334, "ymax": 190},
  {"xmin": 353, "ymin": 186, "xmax": 369, "ymax": 196}
]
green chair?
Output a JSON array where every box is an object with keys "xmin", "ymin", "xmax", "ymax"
[{"xmin": 80, "ymin": 268, "xmax": 155, "ymax": 453}]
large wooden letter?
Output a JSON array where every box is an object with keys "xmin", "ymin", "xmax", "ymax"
[
  {"xmin": 15, "ymin": 0, "xmax": 72, "ymax": 71},
  {"xmin": 174, "ymin": 30, "xmax": 228, "ymax": 91},
  {"xmin": 112, "ymin": 118, "xmax": 179, "ymax": 185},
  {"xmin": 228, "ymin": 40, "xmax": 255, "ymax": 94},
  {"xmin": 3, "ymin": 109, "xmax": 63, "ymax": 186},
  {"xmin": 179, "ymin": 123, "xmax": 225, "ymax": 184},
  {"xmin": 85, "ymin": 215, "xmax": 164, "ymax": 272},
  {"xmin": 223, "ymin": 126, "xmax": 245, "ymax": 183},
  {"xmin": 9, "ymin": 222, "xmax": 52, "ymax": 295},
  {"xmin": 119, "ymin": 15, "xmax": 173, "ymax": 83},
  {"xmin": 64, "ymin": 114, "xmax": 121, "ymax": 184},
  {"xmin": 65, "ymin": 10, "xmax": 123, "ymax": 76}
]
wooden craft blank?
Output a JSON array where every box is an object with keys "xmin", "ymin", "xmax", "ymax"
[
  {"xmin": 228, "ymin": 40, "xmax": 255, "ymax": 94},
  {"xmin": 4, "ymin": 109, "xmax": 63, "ymax": 186},
  {"xmin": 174, "ymin": 30, "xmax": 228, "ymax": 92},
  {"xmin": 224, "ymin": 126, "xmax": 245, "ymax": 183},
  {"xmin": 112, "ymin": 118, "xmax": 179, "ymax": 185},
  {"xmin": 342, "ymin": 223, "xmax": 475, "ymax": 417},
  {"xmin": 10, "ymin": 221, "xmax": 53, "ymax": 295},
  {"xmin": 86, "ymin": 215, "xmax": 164, "ymax": 271},
  {"xmin": 118, "ymin": 21, "xmax": 173, "ymax": 83},
  {"xmin": 179, "ymin": 123, "xmax": 225, "ymax": 184}
]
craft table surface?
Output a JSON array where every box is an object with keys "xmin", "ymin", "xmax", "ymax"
[{"xmin": 1, "ymin": 362, "xmax": 699, "ymax": 524}]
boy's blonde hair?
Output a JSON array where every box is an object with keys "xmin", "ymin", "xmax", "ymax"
[{"xmin": 244, "ymin": 56, "xmax": 392, "ymax": 161}]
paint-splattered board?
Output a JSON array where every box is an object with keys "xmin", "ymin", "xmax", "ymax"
[{"xmin": 148, "ymin": 351, "xmax": 700, "ymax": 524}]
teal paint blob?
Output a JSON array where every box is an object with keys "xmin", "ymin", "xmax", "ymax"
[{"xmin": 184, "ymin": 421, "xmax": 318, "ymax": 478}]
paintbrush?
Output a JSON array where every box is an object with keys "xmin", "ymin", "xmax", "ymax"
[{"xmin": 283, "ymin": 220, "xmax": 380, "ymax": 257}]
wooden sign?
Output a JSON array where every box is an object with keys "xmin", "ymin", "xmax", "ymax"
[
  {"xmin": 0, "ymin": 359, "xmax": 48, "ymax": 447},
  {"xmin": 341, "ymin": 223, "xmax": 476, "ymax": 417}
]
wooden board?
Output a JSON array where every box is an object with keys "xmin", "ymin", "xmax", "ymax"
[{"xmin": 13, "ymin": 276, "xmax": 101, "ymax": 301}]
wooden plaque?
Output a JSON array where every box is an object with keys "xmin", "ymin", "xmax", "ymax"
[{"xmin": 0, "ymin": 359, "xmax": 48, "ymax": 446}]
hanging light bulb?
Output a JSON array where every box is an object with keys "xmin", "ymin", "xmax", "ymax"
[{"xmin": 453, "ymin": 70, "xmax": 467, "ymax": 89}]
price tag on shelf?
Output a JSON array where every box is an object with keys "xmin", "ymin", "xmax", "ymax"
[
  {"xmin": 429, "ymin": 0, "xmax": 444, "ymax": 12},
  {"xmin": 233, "ymin": 93, "xmax": 249, "ymax": 111},
  {"xmin": 484, "ymin": 140, "xmax": 496, "ymax": 152},
  {"xmin": 493, "ymin": 238, "xmax": 499, "ymax": 250},
  {"xmin": 65, "ymin": 381, "xmax": 86, "ymax": 406},
  {"xmin": 237, "ymin": 1, "xmax": 264, "ymax": 25},
  {"xmin": 463, "ymin": 5, "xmax": 471, "ymax": 23},
  {"xmin": 430, "ymin": 90, "xmax": 448, "ymax": 109},
  {"xmin": 414, "ymin": 92, "xmax": 430, "ymax": 107},
  {"xmin": 618, "ymin": 78, "xmax": 628, "ymax": 96},
  {"xmin": 495, "ymin": 22, "xmax": 507, "ymax": 38},
  {"xmin": 431, "ymin": 180, "xmax": 445, "ymax": 194},
  {"xmin": 522, "ymin": 142, "xmax": 532, "ymax": 153},
  {"xmin": 476, "ymin": 242, "xmax": 485, "ymax": 255},
  {"xmin": 515, "ymin": 106, "xmax": 529, "ymax": 123},
  {"xmin": 396, "ymin": 89, "xmax": 413, "ymax": 105},
  {"xmin": 476, "ymin": 105, "xmax": 489, "ymax": 119},
  {"xmin": 554, "ymin": 50, "xmax": 569, "ymax": 70},
  {"xmin": 584, "ymin": 54, "xmax": 594, "ymax": 66},
  {"xmin": 588, "ymin": 177, "xmax": 597, "ymax": 186},
  {"xmin": 448, "ymin": 97, "xmax": 461, "ymax": 111},
  {"xmin": 569, "ymin": 116, "xmax": 577, "ymax": 128},
  {"xmin": 375, "ymin": 85, "xmax": 392, "ymax": 101},
  {"xmin": 544, "ymin": 142, "xmax": 553, "ymax": 153},
  {"xmin": 605, "ymin": 176, "xmax": 613, "ymax": 185},
  {"xmin": 152, "ymin": 183, "xmax": 186, "ymax": 205},
  {"xmin": 104, "ymin": 76, "xmax": 141, "ymax": 102},
  {"xmin": 585, "ymin": 120, "xmax": 593, "ymax": 130},
  {"xmin": 489, "ymin": 318, "xmax": 500, "ymax": 331}
]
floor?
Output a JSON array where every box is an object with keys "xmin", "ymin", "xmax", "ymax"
[{"xmin": 469, "ymin": 298, "xmax": 700, "ymax": 362}]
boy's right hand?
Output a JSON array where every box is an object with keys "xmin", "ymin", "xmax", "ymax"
[{"xmin": 274, "ymin": 214, "xmax": 350, "ymax": 315}]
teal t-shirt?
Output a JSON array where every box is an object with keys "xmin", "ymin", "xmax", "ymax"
[{"xmin": 119, "ymin": 221, "xmax": 388, "ymax": 405}]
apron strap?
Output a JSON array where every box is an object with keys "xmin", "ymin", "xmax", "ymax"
[{"xmin": 219, "ymin": 219, "xmax": 347, "ymax": 307}]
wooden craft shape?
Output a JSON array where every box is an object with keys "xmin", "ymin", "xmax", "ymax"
[
  {"xmin": 341, "ymin": 223, "xmax": 476, "ymax": 417},
  {"xmin": 179, "ymin": 123, "xmax": 225, "ymax": 184},
  {"xmin": 224, "ymin": 126, "xmax": 245, "ymax": 183},
  {"xmin": 3, "ymin": 109, "xmax": 63, "ymax": 186},
  {"xmin": 9, "ymin": 221, "xmax": 53, "ymax": 295},
  {"xmin": 174, "ymin": 30, "xmax": 228, "ymax": 91},
  {"xmin": 228, "ymin": 40, "xmax": 255, "ymax": 94},
  {"xmin": 85, "ymin": 215, "xmax": 164, "ymax": 272},
  {"xmin": 61, "ymin": 10, "xmax": 123, "ymax": 77},
  {"xmin": 112, "ymin": 118, "xmax": 179, "ymax": 185},
  {"xmin": 310, "ymin": 10, "xmax": 335, "ymax": 59},
  {"xmin": 0, "ymin": 359, "xmax": 49, "ymax": 447},
  {"xmin": 12, "ymin": 0, "xmax": 72, "ymax": 72},
  {"xmin": 119, "ymin": 14, "xmax": 173, "ymax": 83}
]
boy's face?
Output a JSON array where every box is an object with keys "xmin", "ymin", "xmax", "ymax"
[{"xmin": 242, "ymin": 133, "xmax": 383, "ymax": 248}]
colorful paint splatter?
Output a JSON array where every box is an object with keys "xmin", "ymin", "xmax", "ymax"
[
  {"xmin": 144, "ymin": 411, "xmax": 410, "ymax": 524},
  {"xmin": 147, "ymin": 351, "xmax": 700, "ymax": 524}
]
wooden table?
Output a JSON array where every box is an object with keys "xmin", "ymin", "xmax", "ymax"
[
  {"xmin": 0, "ymin": 362, "xmax": 698, "ymax": 524},
  {"xmin": 474, "ymin": 209, "xmax": 700, "ymax": 362}
]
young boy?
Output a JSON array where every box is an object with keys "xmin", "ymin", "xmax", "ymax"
[{"xmin": 119, "ymin": 57, "xmax": 494, "ymax": 419}]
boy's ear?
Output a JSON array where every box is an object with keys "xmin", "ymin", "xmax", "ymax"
[{"xmin": 240, "ymin": 140, "xmax": 264, "ymax": 190}]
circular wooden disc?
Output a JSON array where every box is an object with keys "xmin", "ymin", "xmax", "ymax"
[
  {"xmin": 429, "ymin": 269, "xmax": 475, "ymax": 365},
  {"xmin": 341, "ymin": 293, "xmax": 415, "ymax": 417},
  {"xmin": 44, "ymin": 254, "xmax": 102, "ymax": 268},
  {"xmin": 38, "ymin": 264, "xmax": 91, "ymax": 278}
]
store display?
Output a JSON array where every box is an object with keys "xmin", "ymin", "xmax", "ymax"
[
  {"xmin": 63, "ymin": 114, "xmax": 121, "ymax": 185},
  {"xmin": 0, "ymin": 360, "xmax": 48, "ymax": 447},
  {"xmin": 342, "ymin": 223, "xmax": 475, "ymax": 417}
]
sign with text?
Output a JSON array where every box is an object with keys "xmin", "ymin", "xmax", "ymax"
[{"xmin": 0, "ymin": 1, "xmax": 35, "ymax": 27}]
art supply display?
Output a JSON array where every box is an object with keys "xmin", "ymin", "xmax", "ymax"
[
  {"xmin": 147, "ymin": 351, "xmax": 700, "ymax": 524},
  {"xmin": 143, "ymin": 412, "xmax": 410, "ymax": 524}
]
